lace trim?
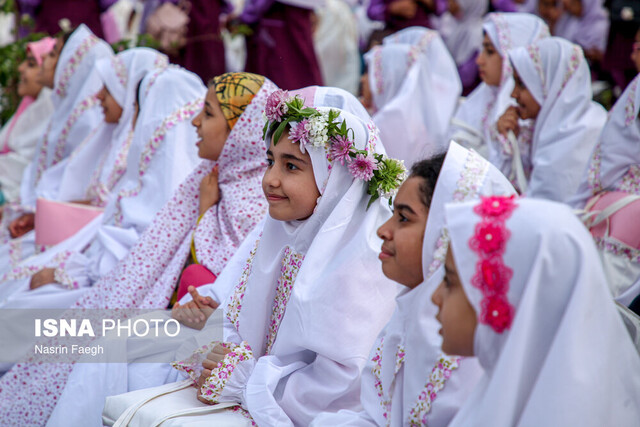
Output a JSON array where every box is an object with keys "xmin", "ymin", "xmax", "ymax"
[
  {"xmin": 226, "ymin": 238, "xmax": 260, "ymax": 330},
  {"xmin": 55, "ymin": 35, "xmax": 99, "ymax": 98},
  {"xmin": 407, "ymin": 355, "xmax": 461, "ymax": 426},
  {"xmin": 469, "ymin": 195, "xmax": 516, "ymax": 333}
]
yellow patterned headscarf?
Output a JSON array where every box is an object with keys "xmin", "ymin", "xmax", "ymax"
[{"xmin": 212, "ymin": 72, "xmax": 265, "ymax": 130}]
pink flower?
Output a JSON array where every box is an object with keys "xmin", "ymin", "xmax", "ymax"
[
  {"xmin": 289, "ymin": 120, "xmax": 310, "ymax": 146},
  {"xmin": 474, "ymin": 195, "xmax": 517, "ymax": 219},
  {"xmin": 348, "ymin": 153, "xmax": 378, "ymax": 181},
  {"xmin": 265, "ymin": 90, "xmax": 289, "ymax": 122},
  {"xmin": 330, "ymin": 135, "xmax": 354, "ymax": 165},
  {"xmin": 480, "ymin": 294, "xmax": 514, "ymax": 333},
  {"xmin": 472, "ymin": 256, "xmax": 513, "ymax": 295},
  {"xmin": 470, "ymin": 221, "xmax": 509, "ymax": 255}
]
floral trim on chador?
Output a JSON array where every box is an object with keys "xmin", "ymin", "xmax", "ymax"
[
  {"xmin": 55, "ymin": 35, "xmax": 99, "ymax": 98},
  {"xmin": 0, "ymin": 250, "xmax": 73, "ymax": 283},
  {"xmin": 370, "ymin": 338, "xmax": 406, "ymax": 425},
  {"xmin": 427, "ymin": 150, "xmax": 489, "ymax": 278},
  {"xmin": 469, "ymin": 195, "xmax": 517, "ymax": 333},
  {"xmin": 407, "ymin": 355, "xmax": 461, "ymax": 426},
  {"xmin": 199, "ymin": 341, "xmax": 254, "ymax": 404},
  {"xmin": 617, "ymin": 165, "xmax": 640, "ymax": 195},
  {"xmin": 264, "ymin": 247, "xmax": 304, "ymax": 355},
  {"xmin": 226, "ymin": 238, "xmax": 260, "ymax": 330},
  {"xmin": 595, "ymin": 236, "xmax": 640, "ymax": 264},
  {"xmin": 226, "ymin": 405, "xmax": 256, "ymax": 425},
  {"xmin": 113, "ymin": 98, "xmax": 203, "ymax": 226},
  {"xmin": 87, "ymin": 128, "xmax": 135, "ymax": 206},
  {"xmin": 625, "ymin": 77, "xmax": 639, "ymax": 126}
]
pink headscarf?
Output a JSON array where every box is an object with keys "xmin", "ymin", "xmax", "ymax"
[{"xmin": 1, "ymin": 37, "xmax": 57, "ymax": 154}]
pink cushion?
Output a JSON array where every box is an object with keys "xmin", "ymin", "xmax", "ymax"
[
  {"xmin": 588, "ymin": 191, "xmax": 640, "ymax": 249},
  {"xmin": 177, "ymin": 264, "xmax": 217, "ymax": 301}
]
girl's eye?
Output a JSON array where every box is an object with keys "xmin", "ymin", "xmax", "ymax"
[
  {"xmin": 398, "ymin": 213, "xmax": 408, "ymax": 223},
  {"xmin": 205, "ymin": 110, "xmax": 212, "ymax": 117},
  {"xmin": 266, "ymin": 158, "xmax": 274, "ymax": 166},
  {"xmin": 286, "ymin": 162, "xmax": 298, "ymax": 171}
]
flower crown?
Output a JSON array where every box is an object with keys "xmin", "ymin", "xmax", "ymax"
[{"xmin": 263, "ymin": 90, "xmax": 407, "ymax": 207}]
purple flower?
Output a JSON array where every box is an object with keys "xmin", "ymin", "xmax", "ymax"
[
  {"xmin": 265, "ymin": 89, "xmax": 290, "ymax": 122},
  {"xmin": 330, "ymin": 135, "xmax": 354, "ymax": 165},
  {"xmin": 348, "ymin": 153, "xmax": 378, "ymax": 181},
  {"xmin": 289, "ymin": 119, "xmax": 310, "ymax": 148}
]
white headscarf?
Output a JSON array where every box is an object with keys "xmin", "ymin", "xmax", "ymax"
[
  {"xmin": 573, "ymin": 73, "xmax": 640, "ymax": 207},
  {"xmin": 508, "ymin": 37, "xmax": 607, "ymax": 203},
  {"xmin": 450, "ymin": 13, "xmax": 549, "ymax": 164},
  {"xmin": 446, "ymin": 196, "xmax": 640, "ymax": 426},
  {"xmin": 365, "ymin": 29, "xmax": 461, "ymax": 168},
  {"xmin": 554, "ymin": 0, "xmax": 609, "ymax": 52},
  {"xmin": 199, "ymin": 87, "xmax": 401, "ymax": 425},
  {"xmin": 44, "ymin": 48, "xmax": 169, "ymax": 205},
  {"xmin": 18, "ymin": 24, "xmax": 113, "ymax": 209},
  {"xmin": 433, "ymin": 0, "xmax": 488, "ymax": 66},
  {"xmin": 76, "ymin": 73, "xmax": 276, "ymax": 309},
  {"xmin": 351, "ymin": 143, "xmax": 515, "ymax": 426}
]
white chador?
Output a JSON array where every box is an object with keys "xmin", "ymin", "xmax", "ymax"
[
  {"xmin": 105, "ymin": 86, "xmax": 403, "ymax": 426},
  {"xmin": 365, "ymin": 27, "xmax": 461, "ymax": 168},
  {"xmin": 449, "ymin": 12, "xmax": 549, "ymax": 170},
  {"xmin": 506, "ymin": 37, "xmax": 607, "ymax": 202},
  {"xmin": 313, "ymin": 142, "xmax": 516, "ymax": 426},
  {"xmin": 0, "ymin": 67, "xmax": 203, "ymax": 311},
  {"xmin": 445, "ymin": 197, "xmax": 640, "ymax": 426},
  {"xmin": 0, "ymin": 24, "xmax": 113, "ymax": 270}
]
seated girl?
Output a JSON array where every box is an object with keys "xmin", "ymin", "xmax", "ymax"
[
  {"xmin": 0, "ymin": 37, "xmax": 56, "ymax": 205},
  {"xmin": 102, "ymin": 87, "xmax": 406, "ymax": 426},
  {"xmin": 313, "ymin": 142, "xmax": 515, "ymax": 426},
  {"xmin": 449, "ymin": 13, "xmax": 549, "ymax": 166},
  {"xmin": 0, "ymin": 66, "xmax": 204, "ymax": 310},
  {"xmin": 496, "ymin": 37, "xmax": 606, "ymax": 201},
  {"xmin": 570, "ymin": 73, "xmax": 640, "ymax": 306},
  {"xmin": 432, "ymin": 196, "xmax": 640, "ymax": 425},
  {"xmin": 361, "ymin": 28, "xmax": 460, "ymax": 168}
]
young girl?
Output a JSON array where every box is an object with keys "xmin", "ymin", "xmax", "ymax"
[
  {"xmin": 432, "ymin": 196, "xmax": 640, "ymax": 425},
  {"xmin": 449, "ymin": 13, "xmax": 549, "ymax": 165},
  {"xmin": 496, "ymin": 36, "xmax": 606, "ymax": 201},
  {"xmin": 313, "ymin": 142, "xmax": 515, "ymax": 426},
  {"xmin": 362, "ymin": 28, "xmax": 460, "ymax": 168},
  {"xmin": 104, "ymin": 87, "xmax": 406, "ymax": 426},
  {"xmin": 0, "ymin": 37, "xmax": 56, "ymax": 205},
  {"xmin": 0, "ymin": 25, "xmax": 113, "ymax": 266},
  {"xmin": 570, "ymin": 73, "xmax": 640, "ymax": 306}
]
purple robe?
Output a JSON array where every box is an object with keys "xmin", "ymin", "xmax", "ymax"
[
  {"xmin": 18, "ymin": 0, "xmax": 116, "ymax": 38},
  {"xmin": 367, "ymin": 0, "xmax": 443, "ymax": 32},
  {"xmin": 241, "ymin": 0, "xmax": 322, "ymax": 90}
]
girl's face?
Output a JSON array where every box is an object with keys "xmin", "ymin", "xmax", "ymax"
[
  {"xmin": 263, "ymin": 130, "xmax": 320, "ymax": 221},
  {"xmin": 38, "ymin": 37, "xmax": 63, "ymax": 88},
  {"xmin": 191, "ymin": 87, "xmax": 230, "ymax": 161},
  {"xmin": 511, "ymin": 69, "xmax": 541, "ymax": 120},
  {"xmin": 447, "ymin": 0, "xmax": 461, "ymax": 17},
  {"xmin": 431, "ymin": 247, "xmax": 477, "ymax": 356},
  {"xmin": 360, "ymin": 72, "xmax": 373, "ymax": 111},
  {"xmin": 376, "ymin": 177, "xmax": 429, "ymax": 289},
  {"xmin": 17, "ymin": 50, "xmax": 44, "ymax": 98},
  {"xmin": 561, "ymin": 0, "xmax": 582, "ymax": 17},
  {"xmin": 96, "ymin": 86, "xmax": 123, "ymax": 124},
  {"xmin": 476, "ymin": 34, "xmax": 503, "ymax": 87},
  {"xmin": 538, "ymin": 0, "xmax": 562, "ymax": 25}
]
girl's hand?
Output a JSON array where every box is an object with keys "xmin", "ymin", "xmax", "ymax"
[
  {"xmin": 9, "ymin": 213, "xmax": 35, "ymax": 238},
  {"xmin": 171, "ymin": 286, "xmax": 219, "ymax": 330},
  {"xmin": 30, "ymin": 268, "xmax": 56, "ymax": 290},
  {"xmin": 199, "ymin": 166, "xmax": 220, "ymax": 216},
  {"xmin": 497, "ymin": 106, "xmax": 520, "ymax": 137},
  {"xmin": 196, "ymin": 343, "xmax": 231, "ymax": 404}
]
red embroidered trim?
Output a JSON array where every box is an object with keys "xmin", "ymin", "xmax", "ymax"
[{"xmin": 468, "ymin": 196, "xmax": 516, "ymax": 333}]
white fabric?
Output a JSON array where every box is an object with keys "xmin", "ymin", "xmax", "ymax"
[
  {"xmin": 313, "ymin": 0, "xmax": 360, "ymax": 95},
  {"xmin": 508, "ymin": 37, "xmax": 607, "ymax": 203},
  {"xmin": 366, "ymin": 29, "xmax": 461, "ymax": 168},
  {"xmin": 554, "ymin": 0, "xmax": 609, "ymax": 52},
  {"xmin": 313, "ymin": 142, "xmax": 516, "ymax": 426},
  {"xmin": 0, "ymin": 88, "xmax": 54, "ymax": 203},
  {"xmin": 449, "ymin": 13, "xmax": 549, "ymax": 169},
  {"xmin": 18, "ymin": 24, "xmax": 113, "ymax": 211},
  {"xmin": 446, "ymin": 197, "xmax": 640, "ymax": 426},
  {"xmin": 432, "ymin": 0, "xmax": 488, "ymax": 66},
  {"xmin": 163, "ymin": 87, "xmax": 402, "ymax": 426}
]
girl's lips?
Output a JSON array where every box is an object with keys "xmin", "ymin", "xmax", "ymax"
[
  {"xmin": 378, "ymin": 247, "xmax": 393, "ymax": 260},
  {"xmin": 267, "ymin": 194, "xmax": 287, "ymax": 202}
]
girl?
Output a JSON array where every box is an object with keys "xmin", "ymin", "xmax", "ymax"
[
  {"xmin": 0, "ymin": 37, "xmax": 56, "ymax": 204},
  {"xmin": 0, "ymin": 25, "xmax": 112, "ymax": 264},
  {"xmin": 496, "ymin": 37, "xmax": 606, "ymax": 201},
  {"xmin": 362, "ymin": 28, "xmax": 460, "ymax": 168},
  {"xmin": 313, "ymin": 142, "xmax": 515, "ymax": 426},
  {"xmin": 449, "ymin": 13, "xmax": 549, "ymax": 167},
  {"xmin": 570, "ymin": 73, "xmax": 640, "ymax": 306},
  {"xmin": 106, "ymin": 87, "xmax": 405, "ymax": 426},
  {"xmin": 432, "ymin": 196, "xmax": 640, "ymax": 425}
]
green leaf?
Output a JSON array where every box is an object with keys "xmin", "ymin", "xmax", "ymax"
[{"xmin": 272, "ymin": 118, "xmax": 291, "ymax": 145}]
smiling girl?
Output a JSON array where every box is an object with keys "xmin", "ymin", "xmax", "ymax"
[
  {"xmin": 432, "ymin": 196, "xmax": 640, "ymax": 426},
  {"xmin": 0, "ymin": 37, "xmax": 56, "ymax": 205}
]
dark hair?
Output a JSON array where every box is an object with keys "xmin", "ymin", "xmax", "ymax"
[
  {"xmin": 135, "ymin": 78, "xmax": 144, "ymax": 110},
  {"xmin": 409, "ymin": 152, "xmax": 447, "ymax": 208}
]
